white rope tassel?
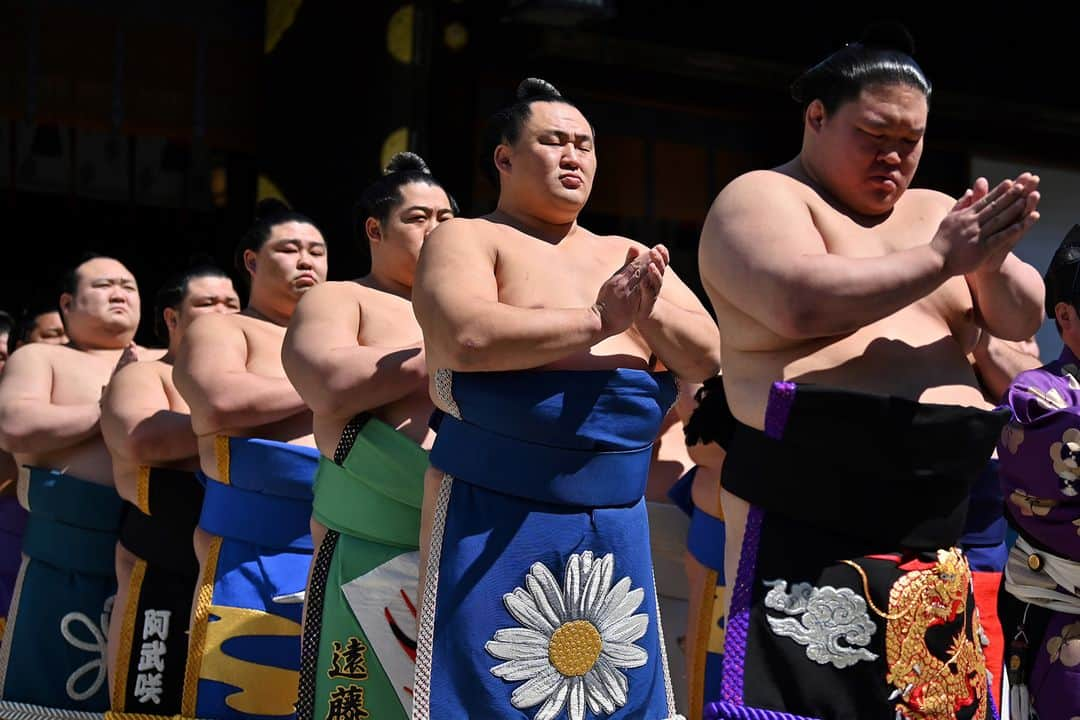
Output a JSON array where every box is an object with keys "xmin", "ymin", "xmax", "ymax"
[
  {"xmin": 653, "ymin": 577, "xmax": 687, "ymax": 720},
  {"xmin": 411, "ymin": 473, "xmax": 454, "ymax": 720},
  {"xmin": 0, "ymin": 700, "xmax": 103, "ymax": 720}
]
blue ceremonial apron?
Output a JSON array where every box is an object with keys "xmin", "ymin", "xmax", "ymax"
[
  {"xmin": 183, "ymin": 437, "xmax": 318, "ymax": 720},
  {"xmin": 414, "ymin": 368, "xmax": 684, "ymax": 720}
]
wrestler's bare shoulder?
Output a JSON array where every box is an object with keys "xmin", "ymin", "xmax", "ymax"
[
  {"xmin": 426, "ymin": 216, "xmax": 500, "ymax": 248},
  {"xmin": 8, "ymin": 340, "xmax": 76, "ymax": 365},
  {"xmin": 716, "ymin": 170, "xmax": 952, "ymax": 214},
  {"xmin": 8, "ymin": 341, "xmax": 113, "ymax": 375},
  {"xmin": 110, "ymin": 356, "xmax": 172, "ymax": 387},
  {"xmin": 135, "ymin": 346, "xmax": 168, "ymax": 361},
  {"xmin": 714, "ymin": 169, "xmax": 819, "ymax": 207},
  {"xmin": 188, "ymin": 310, "xmax": 283, "ymax": 342}
]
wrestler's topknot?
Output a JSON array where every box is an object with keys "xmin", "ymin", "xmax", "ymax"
[
  {"xmin": 516, "ymin": 78, "xmax": 562, "ymax": 101},
  {"xmin": 790, "ymin": 21, "xmax": 930, "ymax": 114},
  {"xmin": 384, "ymin": 151, "xmax": 431, "ymax": 177},
  {"xmin": 359, "ymin": 152, "xmax": 457, "ymax": 226}
]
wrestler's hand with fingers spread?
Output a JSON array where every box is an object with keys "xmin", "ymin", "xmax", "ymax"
[
  {"xmin": 930, "ymin": 173, "xmax": 1041, "ymax": 276},
  {"xmin": 592, "ymin": 244, "xmax": 668, "ymax": 338}
]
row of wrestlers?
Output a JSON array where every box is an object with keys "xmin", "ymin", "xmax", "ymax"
[
  {"xmin": 0, "ymin": 145, "xmax": 724, "ymax": 720},
  {"xmin": 0, "ymin": 49, "xmax": 1076, "ymax": 720}
]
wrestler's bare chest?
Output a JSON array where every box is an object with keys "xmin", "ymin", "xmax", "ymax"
[
  {"xmin": 355, "ymin": 286, "xmax": 432, "ymax": 448},
  {"xmin": 724, "ymin": 191, "xmax": 986, "ymax": 427},
  {"xmin": 355, "ymin": 286, "xmax": 423, "ymax": 348},
  {"xmin": 493, "ymin": 231, "xmax": 653, "ymax": 367},
  {"xmin": 51, "ymin": 349, "xmax": 123, "ymax": 406},
  {"xmin": 23, "ymin": 348, "xmax": 123, "ymax": 485},
  {"xmin": 200, "ymin": 315, "xmax": 313, "ymax": 450},
  {"xmin": 238, "ymin": 317, "xmax": 291, "ymax": 379},
  {"xmin": 810, "ymin": 195, "xmax": 979, "ymax": 351}
]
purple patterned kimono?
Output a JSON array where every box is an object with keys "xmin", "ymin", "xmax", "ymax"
[{"xmin": 997, "ymin": 346, "xmax": 1080, "ymax": 718}]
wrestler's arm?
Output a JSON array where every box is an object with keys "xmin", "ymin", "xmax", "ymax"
[
  {"xmin": 101, "ymin": 362, "xmax": 196, "ymax": 464},
  {"xmin": 174, "ymin": 314, "xmax": 306, "ymax": 436},
  {"xmin": 414, "ymin": 219, "xmax": 607, "ymax": 371},
  {"xmin": 635, "ymin": 261, "xmax": 721, "ymax": 382},
  {"xmin": 972, "ymin": 331, "xmax": 1042, "ymax": 404},
  {"xmin": 966, "ymin": 255, "xmax": 1044, "ymax": 342},
  {"xmin": 700, "ymin": 173, "xmax": 953, "ymax": 340},
  {"xmin": 701, "ymin": 171, "xmax": 1042, "ymax": 340},
  {"xmin": 0, "ymin": 345, "xmax": 100, "ymax": 453},
  {"xmin": 282, "ymin": 283, "xmax": 426, "ymax": 417}
]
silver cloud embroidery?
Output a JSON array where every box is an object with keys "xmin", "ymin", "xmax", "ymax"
[{"xmin": 763, "ymin": 579, "xmax": 879, "ymax": 669}]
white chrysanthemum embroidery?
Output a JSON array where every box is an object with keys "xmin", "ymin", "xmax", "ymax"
[{"xmin": 485, "ymin": 551, "xmax": 649, "ymax": 720}]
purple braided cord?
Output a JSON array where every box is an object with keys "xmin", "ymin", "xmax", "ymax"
[
  {"xmin": 720, "ymin": 505, "xmax": 764, "ymax": 704},
  {"xmin": 704, "ymin": 701, "xmax": 822, "ymax": 720},
  {"xmin": 764, "ymin": 381, "xmax": 796, "ymax": 440}
]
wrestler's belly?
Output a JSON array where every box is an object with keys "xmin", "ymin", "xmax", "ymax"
[
  {"xmin": 541, "ymin": 331, "xmax": 653, "ymax": 372},
  {"xmin": 16, "ymin": 438, "xmax": 115, "ymax": 487},
  {"xmin": 313, "ymin": 392, "xmax": 433, "ymax": 460},
  {"xmin": 724, "ymin": 313, "xmax": 987, "ymax": 428},
  {"xmin": 112, "ymin": 456, "xmax": 200, "ymax": 504}
]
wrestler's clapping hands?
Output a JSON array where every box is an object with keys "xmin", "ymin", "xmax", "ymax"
[
  {"xmin": 930, "ymin": 172, "xmax": 1041, "ymax": 276},
  {"xmin": 593, "ymin": 244, "xmax": 668, "ymax": 337}
]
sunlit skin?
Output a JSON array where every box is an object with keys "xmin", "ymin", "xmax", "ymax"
[
  {"xmin": 101, "ymin": 272, "xmax": 240, "ymax": 699},
  {"xmin": 163, "ymin": 275, "xmax": 242, "ymax": 339},
  {"xmin": 62, "ymin": 257, "xmax": 142, "ymax": 348},
  {"xmin": 0, "ymin": 257, "xmax": 164, "ymax": 489},
  {"xmin": 412, "ymin": 96, "xmax": 722, "ymax": 610},
  {"xmin": 800, "ymin": 84, "xmax": 926, "ymax": 218},
  {"xmin": 284, "ymin": 181, "xmax": 455, "ymax": 626},
  {"xmin": 699, "ymin": 78, "xmax": 1044, "ymax": 622},
  {"xmin": 174, "ymin": 220, "xmax": 327, "ymax": 654}
]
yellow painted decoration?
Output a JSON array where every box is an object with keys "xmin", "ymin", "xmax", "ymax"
[
  {"xmin": 264, "ymin": 0, "xmax": 304, "ymax": 54},
  {"xmin": 387, "ymin": 4, "xmax": 415, "ymax": 64},
  {"xmin": 379, "ymin": 128, "xmax": 409, "ymax": 173},
  {"xmin": 199, "ymin": 604, "xmax": 302, "ymax": 715},
  {"xmin": 256, "ymin": 175, "xmax": 291, "ymax": 207},
  {"xmin": 443, "ymin": 21, "xmax": 467, "ymax": 51}
]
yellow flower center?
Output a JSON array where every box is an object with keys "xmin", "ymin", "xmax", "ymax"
[{"xmin": 548, "ymin": 620, "xmax": 603, "ymax": 677}]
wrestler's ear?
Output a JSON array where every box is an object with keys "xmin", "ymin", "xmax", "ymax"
[
  {"xmin": 243, "ymin": 249, "xmax": 257, "ymax": 276},
  {"xmin": 1056, "ymin": 302, "xmax": 1076, "ymax": 332},
  {"xmin": 59, "ymin": 293, "xmax": 73, "ymax": 316},
  {"xmin": 806, "ymin": 99, "xmax": 826, "ymax": 132},
  {"xmin": 365, "ymin": 217, "xmax": 382, "ymax": 245},
  {"xmin": 494, "ymin": 143, "xmax": 512, "ymax": 177},
  {"xmin": 163, "ymin": 307, "xmax": 179, "ymax": 333}
]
